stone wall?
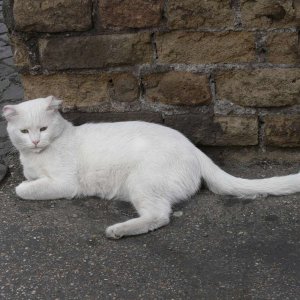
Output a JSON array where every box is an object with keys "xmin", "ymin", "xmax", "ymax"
[{"xmin": 3, "ymin": 0, "xmax": 300, "ymax": 150}]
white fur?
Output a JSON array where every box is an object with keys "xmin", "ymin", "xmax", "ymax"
[{"xmin": 4, "ymin": 97, "xmax": 300, "ymax": 239}]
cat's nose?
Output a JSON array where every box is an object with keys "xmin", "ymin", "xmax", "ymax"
[{"xmin": 32, "ymin": 140, "xmax": 40, "ymax": 146}]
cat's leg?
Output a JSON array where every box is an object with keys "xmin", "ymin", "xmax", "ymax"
[
  {"xmin": 105, "ymin": 197, "xmax": 171, "ymax": 239},
  {"xmin": 16, "ymin": 177, "xmax": 77, "ymax": 200}
]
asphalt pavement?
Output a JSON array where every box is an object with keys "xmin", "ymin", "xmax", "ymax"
[{"xmin": 0, "ymin": 156, "xmax": 299, "ymax": 299}]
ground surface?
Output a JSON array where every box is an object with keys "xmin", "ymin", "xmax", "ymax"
[{"xmin": 0, "ymin": 157, "xmax": 299, "ymax": 299}]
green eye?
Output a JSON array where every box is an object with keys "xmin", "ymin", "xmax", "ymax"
[
  {"xmin": 40, "ymin": 127, "xmax": 48, "ymax": 132},
  {"xmin": 20, "ymin": 129, "xmax": 29, "ymax": 134}
]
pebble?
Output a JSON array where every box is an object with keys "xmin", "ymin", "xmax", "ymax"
[{"xmin": 173, "ymin": 211, "xmax": 183, "ymax": 217}]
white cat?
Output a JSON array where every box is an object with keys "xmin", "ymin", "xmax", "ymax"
[{"xmin": 3, "ymin": 96, "xmax": 300, "ymax": 239}]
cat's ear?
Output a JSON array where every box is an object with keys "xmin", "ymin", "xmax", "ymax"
[
  {"xmin": 46, "ymin": 95, "xmax": 62, "ymax": 112},
  {"xmin": 2, "ymin": 105, "xmax": 17, "ymax": 120}
]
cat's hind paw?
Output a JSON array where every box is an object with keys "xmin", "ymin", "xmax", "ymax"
[
  {"xmin": 16, "ymin": 182, "xmax": 33, "ymax": 200},
  {"xmin": 105, "ymin": 224, "xmax": 123, "ymax": 239}
]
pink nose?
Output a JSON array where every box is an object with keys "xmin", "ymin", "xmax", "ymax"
[{"xmin": 32, "ymin": 140, "xmax": 40, "ymax": 146}]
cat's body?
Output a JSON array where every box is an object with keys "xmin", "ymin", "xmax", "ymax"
[
  {"xmin": 20, "ymin": 120, "xmax": 201, "ymax": 203},
  {"xmin": 3, "ymin": 97, "xmax": 300, "ymax": 238}
]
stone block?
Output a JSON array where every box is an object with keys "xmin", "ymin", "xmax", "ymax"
[
  {"xmin": 165, "ymin": 114, "xmax": 258, "ymax": 146},
  {"xmin": 241, "ymin": 0, "xmax": 298, "ymax": 28},
  {"xmin": 39, "ymin": 33, "xmax": 153, "ymax": 70},
  {"xmin": 216, "ymin": 69, "xmax": 300, "ymax": 107},
  {"xmin": 64, "ymin": 112, "xmax": 163, "ymax": 125},
  {"xmin": 167, "ymin": 0, "xmax": 234, "ymax": 29},
  {"xmin": 143, "ymin": 72, "xmax": 211, "ymax": 106},
  {"xmin": 13, "ymin": 0, "xmax": 92, "ymax": 32},
  {"xmin": 21, "ymin": 73, "xmax": 139, "ymax": 109},
  {"xmin": 266, "ymin": 32, "xmax": 299, "ymax": 64},
  {"xmin": 295, "ymin": 0, "xmax": 300, "ymax": 21},
  {"xmin": 9, "ymin": 35, "xmax": 30, "ymax": 68},
  {"xmin": 264, "ymin": 115, "xmax": 300, "ymax": 147},
  {"xmin": 213, "ymin": 115, "xmax": 258, "ymax": 146},
  {"xmin": 99, "ymin": 0, "xmax": 163, "ymax": 29},
  {"xmin": 156, "ymin": 32, "xmax": 256, "ymax": 64}
]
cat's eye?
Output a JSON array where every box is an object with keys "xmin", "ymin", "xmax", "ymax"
[
  {"xmin": 40, "ymin": 127, "xmax": 48, "ymax": 132},
  {"xmin": 20, "ymin": 129, "xmax": 29, "ymax": 134}
]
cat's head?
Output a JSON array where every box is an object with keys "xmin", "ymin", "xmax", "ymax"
[{"xmin": 3, "ymin": 96, "xmax": 66, "ymax": 153}]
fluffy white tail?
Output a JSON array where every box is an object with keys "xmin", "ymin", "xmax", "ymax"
[{"xmin": 198, "ymin": 151, "xmax": 300, "ymax": 199}]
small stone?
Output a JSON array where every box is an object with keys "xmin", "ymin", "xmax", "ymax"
[
  {"xmin": 0, "ymin": 63, "xmax": 15, "ymax": 77},
  {"xmin": 0, "ymin": 45, "xmax": 12, "ymax": 60},
  {"xmin": 2, "ymin": 84, "xmax": 24, "ymax": 101},
  {"xmin": 2, "ymin": 57, "xmax": 15, "ymax": 66},
  {"xmin": 0, "ymin": 23, "xmax": 7, "ymax": 34},
  {"xmin": 173, "ymin": 211, "xmax": 183, "ymax": 217},
  {"xmin": 0, "ymin": 34, "xmax": 9, "ymax": 44}
]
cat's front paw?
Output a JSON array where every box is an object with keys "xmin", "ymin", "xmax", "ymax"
[
  {"xmin": 105, "ymin": 224, "xmax": 124, "ymax": 239},
  {"xmin": 16, "ymin": 182, "xmax": 33, "ymax": 200}
]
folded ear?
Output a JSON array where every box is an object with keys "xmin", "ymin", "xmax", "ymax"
[
  {"xmin": 46, "ymin": 95, "xmax": 62, "ymax": 112},
  {"xmin": 2, "ymin": 105, "xmax": 17, "ymax": 120}
]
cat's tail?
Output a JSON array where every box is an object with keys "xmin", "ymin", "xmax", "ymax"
[{"xmin": 197, "ymin": 151, "xmax": 300, "ymax": 199}]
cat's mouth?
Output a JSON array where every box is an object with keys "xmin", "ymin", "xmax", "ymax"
[
  {"xmin": 31, "ymin": 146, "xmax": 46, "ymax": 153},
  {"xmin": 32, "ymin": 148, "xmax": 43, "ymax": 153}
]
